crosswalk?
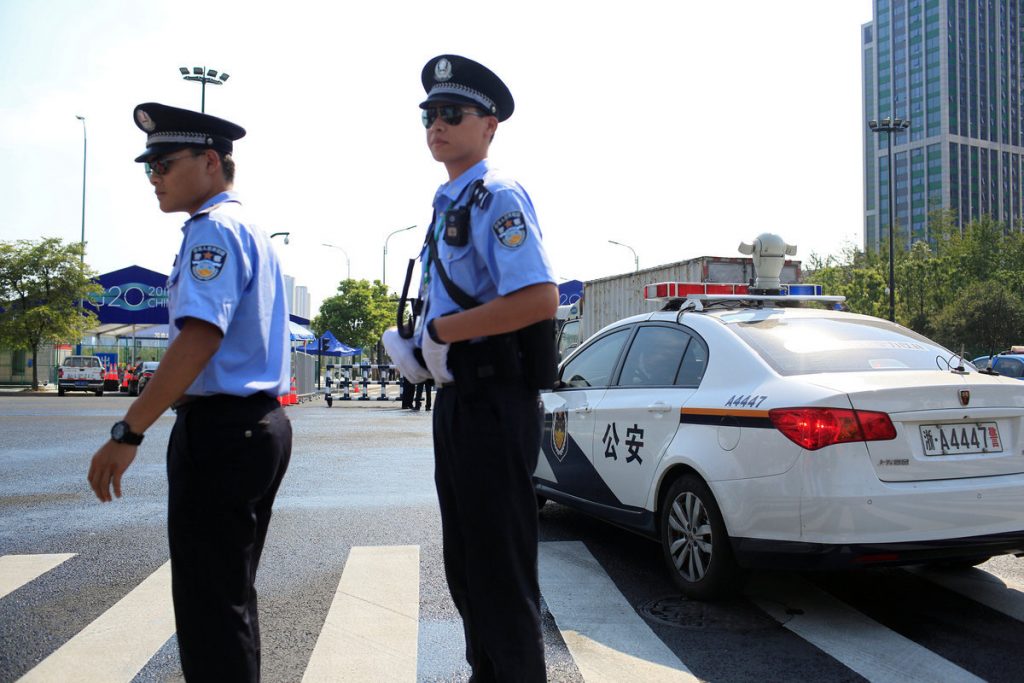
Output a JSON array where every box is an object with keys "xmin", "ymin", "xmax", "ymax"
[{"xmin": 2, "ymin": 545, "xmax": 1022, "ymax": 682}]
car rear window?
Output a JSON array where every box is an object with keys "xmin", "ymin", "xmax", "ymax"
[
  {"xmin": 727, "ymin": 316, "xmax": 952, "ymax": 376},
  {"xmin": 64, "ymin": 357, "xmax": 101, "ymax": 368}
]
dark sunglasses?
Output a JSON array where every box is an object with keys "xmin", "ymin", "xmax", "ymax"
[
  {"xmin": 144, "ymin": 152, "xmax": 200, "ymax": 177},
  {"xmin": 421, "ymin": 105, "xmax": 489, "ymax": 128}
]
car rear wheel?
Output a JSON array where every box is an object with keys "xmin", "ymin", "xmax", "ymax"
[
  {"xmin": 57, "ymin": 386, "xmax": 65, "ymax": 396},
  {"xmin": 660, "ymin": 474, "xmax": 741, "ymax": 600},
  {"xmin": 95, "ymin": 390, "xmax": 104, "ymax": 396}
]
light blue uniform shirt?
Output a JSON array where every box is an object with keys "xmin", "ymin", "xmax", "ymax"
[
  {"xmin": 418, "ymin": 159, "xmax": 555, "ymax": 344},
  {"xmin": 167, "ymin": 191, "xmax": 290, "ymax": 397}
]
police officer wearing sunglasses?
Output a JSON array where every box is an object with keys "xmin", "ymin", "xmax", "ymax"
[
  {"xmin": 87, "ymin": 103, "xmax": 292, "ymax": 682},
  {"xmin": 384, "ymin": 54, "xmax": 558, "ymax": 681}
]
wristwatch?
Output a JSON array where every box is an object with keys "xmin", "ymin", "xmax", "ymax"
[{"xmin": 110, "ymin": 420, "xmax": 144, "ymax": 446}]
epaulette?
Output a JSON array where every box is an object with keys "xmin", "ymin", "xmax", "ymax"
[
  {"xmin": 190, "ymin": 201, "xmax": 228, "ymax": 219},
  {"xmin": 470, "ymin": 181, "xmax": 492, "ymax": 211}
]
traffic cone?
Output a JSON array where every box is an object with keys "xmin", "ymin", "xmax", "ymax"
[{"xmin": 288, "ymin": 376, "xmax": 298, "ymax": 405}]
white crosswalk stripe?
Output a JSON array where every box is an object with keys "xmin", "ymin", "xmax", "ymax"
[
  {"xmin": 908, "ymin": 565, "xmax": 1024, "ymax": 622},
  {"xmin": 539, "ymin": 541, "xmax": 699, "ymax": 682},
  {"xmin": 302, "ymin": 545, "xmax": 420, "ymax": 682},
  {"xmin": 748, "ymin": 572, "xmax": 985, "ymax": 683},
  {"xmin": 5, "ymin": 547, "xmax": 1022, "ymax": 681},
  {"xmin": 16, "ymin": 561, "xmax": 175, "ymax": 683},
  {"xmin": 0, "ymin": 553, "xmax": 75, "ymax": 600}
]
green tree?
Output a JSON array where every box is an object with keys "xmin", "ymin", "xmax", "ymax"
[
  {"xmin": 0, "ymin": 238, "xmax": 102, "ymax": 389},
  {"xmin": 930, "ymin": 280, "xmax": 1024, "ymax": 358},
  {"xmin": 311, "ymin": 279, "xmax": 394, "ymax": 361},
  {"xmin": 806, "ymin": 243, "xmax": 889, "ymax": 318}
]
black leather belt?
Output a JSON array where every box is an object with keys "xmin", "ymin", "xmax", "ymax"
[{"xmin": 171, "ymin": 392, "xmax": 277, "ymax": 412}]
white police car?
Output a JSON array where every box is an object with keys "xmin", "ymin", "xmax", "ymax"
[{"xmin": 534, "ymin": 246, "xmax": 1024, "ymax": 600}]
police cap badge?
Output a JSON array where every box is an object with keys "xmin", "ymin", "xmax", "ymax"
[
  {"xmin": 420, "ymin": 54, "xmax": 515, "ymax": 122},
  {"xmin": 132, "ymin": 102, "xmax": 246, "ymax": 163}
]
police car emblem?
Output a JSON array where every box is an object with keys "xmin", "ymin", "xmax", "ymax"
[
  {"xmin": 190, "ymin": 245, "xmax": 227, "ymax": 281},
  {"xmin": 435, "ymin": 58, "xmax": 453, "ymax": 81},
  {"xmin": 552, "ymin": 408, "xmax": 568, "ymax": 461},
  {"xmin": 135, "ymin": 109, "xmax": 156, "ymax": 132},
  {"xmin": 492, "ymin": 211, "xmax": 527, "ymax": 248}
]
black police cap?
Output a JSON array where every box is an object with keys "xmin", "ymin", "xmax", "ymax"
[
  {"xmin": 132, "ymin": 102, "xmax": 245, "ymax": 163},
  {"xmin": 420, "ymin": 55, "xmax": 514, "ymax": 122}
]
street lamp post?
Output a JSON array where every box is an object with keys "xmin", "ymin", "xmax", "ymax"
[
  {"xmin": 322, "ymin": 243, "xmax": 351, "ymax": 281},
  {"xmin": 270, "ymin": 231, "xmax": 291, "ymax": 245},
  {"xmin": 75, "ymin": 115, "xmax": 86, "ymax": 264},
  {"xmin": 868, "ymin": 116, "xmax": 911, "ymax": 323},
  {"xmin": 178, "ymin": 66, "xmax": 230, "ymax": 113},
  {"xmin": 383, "ymin": 224, "xmax": 417, "ymax": 286},
  {"xmin": 608, "ymin": 239, "xmax": 639, "ymax": 272}
]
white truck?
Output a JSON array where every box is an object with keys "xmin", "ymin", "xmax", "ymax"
[
  {"xmin": 556, "ymin": 254, "xmax": 803, "ymax": 357},
  {"xmin": 57, "ymin": 355, "xmax": 106, "ymax": 396}
]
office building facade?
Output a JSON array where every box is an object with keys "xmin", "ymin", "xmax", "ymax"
[{"xmin": 863, "ymin": 0, "xmax": 1024, "ymax": 251}]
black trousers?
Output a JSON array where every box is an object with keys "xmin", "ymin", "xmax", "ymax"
[
  {"xmin": 433, "ymin": 381, "xmax": 546, "ymax": 682},
  {"xmin": 167, "ymin": 393, "xmax": 292, "ymax": 683}
]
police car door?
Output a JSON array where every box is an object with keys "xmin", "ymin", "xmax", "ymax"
[
  {"xmin": 591, "ymin": 324, "xmax": 704, "ymax": 509},
  {"xmin": 537, "ymin": 328, "xmax": 631, "ymax": 502}
]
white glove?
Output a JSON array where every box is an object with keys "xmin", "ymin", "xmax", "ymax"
[
  {"xmin": 421, "ymin": 334, "xmax": 454, "ymax": 385},
  {"xmin": 382, "ymin": 328, "xmax": 432, "ymax": 384}
]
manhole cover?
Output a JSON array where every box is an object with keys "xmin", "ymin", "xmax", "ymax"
[{"xmin": 638, "ymin": 595, "xmax": 776, "ymax": 632}]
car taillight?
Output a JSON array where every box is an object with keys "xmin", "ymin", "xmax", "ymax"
[
  {"xmin": 768, "ymin": 407, "xmax": 897, "ymax": 451},
  {"xmin": 57, "ymin": 368, "xmax": 63, "ymax": 378},
  {"xmin": 144, "ymin": 372, "xmax": 153, "ymax": 378}
]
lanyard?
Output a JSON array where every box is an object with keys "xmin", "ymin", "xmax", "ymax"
[{"xmin": 422, "ymin": 179, "xmax": 476, "ymax": 287}]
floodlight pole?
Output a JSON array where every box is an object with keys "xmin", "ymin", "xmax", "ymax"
[
  {"xmin": 179, "ymin": 66, "xmax": 230, "ymax": 113},
  {"xmin": 75, "ymin": 115, "xmax": 86, "ymax": 264},
  {"xmin": 868, "ymin": 116, "xmax": 911, "ymax": 323}
]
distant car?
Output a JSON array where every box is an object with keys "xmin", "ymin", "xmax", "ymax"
[
  {"xmin": 989, "ymin": 354, "xmax": 1024, "ymax": 380},
  {"xmin": 128, "ymin": 361, "xmax": 160, "ymax": 396},
  {"xmin": 57, "ymin": 355, "xmax": 105, "ymax": 396},
  {"xmin": 535, "ymin": 283, "xmax": 1024, "ymax": 600}
]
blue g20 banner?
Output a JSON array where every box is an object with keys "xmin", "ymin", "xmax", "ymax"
[{"xmin": 84, "ymin": 266, "xmax": 170, "ymax": 325}]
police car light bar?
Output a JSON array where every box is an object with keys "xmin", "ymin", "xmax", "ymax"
[{"xmin": 643, "ymin": 282, "xmax": 845, "ymax": 303}]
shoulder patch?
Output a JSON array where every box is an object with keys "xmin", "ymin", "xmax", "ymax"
[
  {"xmin": 492, "ymin": 211, "xmax": 528, "ymax": 249},
  {"xmin": 190, "ymin": 245, "xmax": 228, "ymax": 281}
]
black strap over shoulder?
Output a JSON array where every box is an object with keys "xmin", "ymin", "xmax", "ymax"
[{"xmin": 427, "ymin": 179, "xmax": 486, "ymax": 312}]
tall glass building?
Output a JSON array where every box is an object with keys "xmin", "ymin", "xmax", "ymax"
[{"xmin": 863, "ymin": 0, "xmax": 1024, "ymax": 251}]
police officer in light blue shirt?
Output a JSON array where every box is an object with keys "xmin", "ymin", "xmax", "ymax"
[
  {"xmin": 167, "ymin": 190, "xmax": 290, "ymax": 397},
  {"xmin": 416, "ymin": 159, "xmax": 554, "ymax": 344},
  {"xmin": 88, "ymin": 102, "xmax": 292, "ymax": 683},
  {"xmin": 384, "ymin": 54, "xmax": 558, "ymax": 681}
]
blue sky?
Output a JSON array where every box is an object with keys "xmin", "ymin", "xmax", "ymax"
[{"xmin": 0, "ymin": 0, "xmax": 873, "ymax": 312}]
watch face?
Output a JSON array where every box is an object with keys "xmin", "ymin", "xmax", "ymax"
[{"xmin": 112, "ymin": 422, "xmax": 125, "ymax": 440}]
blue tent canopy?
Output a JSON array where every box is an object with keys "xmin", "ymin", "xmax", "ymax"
[
  {"xmin": 289, "ymin": 320, "xmax": 317, "ymax": 341},
  {"xmin": 306, "ymin": 330, "xmax": 361, "ymax": 356}
]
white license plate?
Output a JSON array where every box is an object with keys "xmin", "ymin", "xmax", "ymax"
[{"xmin": 919, "ymin": 422, "xmax": 1002, "ymax": 456}]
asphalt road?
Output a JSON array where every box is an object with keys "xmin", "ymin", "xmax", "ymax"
[{"xmin": 1, "ymin": 393, "xmax": 1023, "ymax": 682}]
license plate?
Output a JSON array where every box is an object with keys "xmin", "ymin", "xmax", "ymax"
[
  {"xmin": 75, "ymin": 381, "xmax": 88, "ymax": 387},
  {"xmin": 919, "ymin": 422, "xmax": 1002, "ymax": 456}
]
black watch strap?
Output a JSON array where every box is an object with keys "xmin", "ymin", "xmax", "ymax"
[
  {"xmin": 111, "ymin": 420, "xmax": 144, "ymax": 445},
  {"xmin": 426, "ymin": 319, "xmax": 445, "ymax": 345}
]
